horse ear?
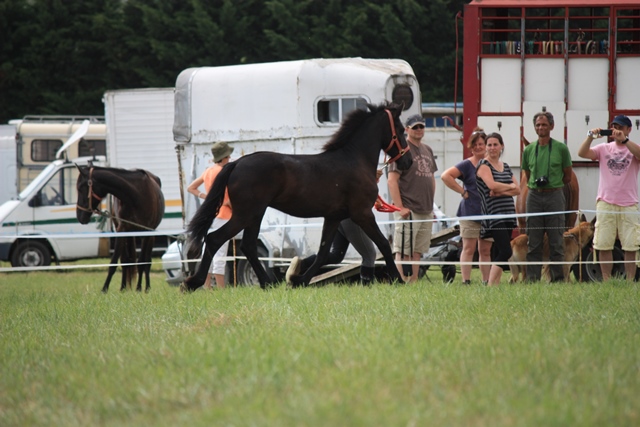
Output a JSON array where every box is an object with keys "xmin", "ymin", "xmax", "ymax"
[
  {"xmin": 590, "ymin": 216, "xmax": 597, "ymax": 226},
  {"xmin": 75, "ymin": 164, "xmax": 88, "ymax": 177},
  {"xmin": 389, "ymin": 103, "xmax": 402, "ymax": 118},
  {"xmin": 579, "ymin": 213, "xmax": 586, "ymax": 223}
]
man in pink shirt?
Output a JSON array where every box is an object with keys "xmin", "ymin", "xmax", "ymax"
[{"xmin": 578, "ymin": 115, "xmax": 640, "ymax": 281}]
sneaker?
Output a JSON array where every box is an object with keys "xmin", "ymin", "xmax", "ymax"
[
  {"xmin": 462, "ymin": 280, "xmax": 471, "ymax": 285},
  {"xmin": 285, "ymin": 256, "xmax": 301, "ymax": 285}
]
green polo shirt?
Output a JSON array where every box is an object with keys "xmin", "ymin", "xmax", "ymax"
[{"xmin": 521, "ymin": 138, "xmax": 572, "ymax": 189}]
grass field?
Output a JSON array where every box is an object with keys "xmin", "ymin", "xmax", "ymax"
[{"xmin": 1, "ymin": 261, "xmax": 639, "ymax": 427}]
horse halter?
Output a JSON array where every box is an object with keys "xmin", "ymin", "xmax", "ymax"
[
  {"xmin": 383, "ymin": 109, "xmax": 410, "ymax": 164},
  {"xmin": 76, "ymin": 167, "xmax": 103, "ymax": 214}
]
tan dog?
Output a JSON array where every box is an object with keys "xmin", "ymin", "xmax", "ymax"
[{"xmin": 509, "ymin": 214, "xmax": 595, "ymax": 283}]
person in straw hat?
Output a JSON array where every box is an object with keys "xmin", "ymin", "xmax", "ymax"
[{"xmin": 187, "ymin": 141, "xmax": 234, "ymax": 289}]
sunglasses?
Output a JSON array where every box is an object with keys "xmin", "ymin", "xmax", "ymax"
[{"xmin": 410, "ymin": 124, "xmax": 425, "ymax": 130}]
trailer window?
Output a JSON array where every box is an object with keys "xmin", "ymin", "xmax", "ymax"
[
  {"xmin": 78, "ymin": 139, "xmax": 106, "ymax": 157},
  {"xmin": 31, "ymin": 139, "xmax": 63, "ymax": 162},
  {"xmin": 317, "ymin": 97, "xmax": 368, "ymax": 124}
]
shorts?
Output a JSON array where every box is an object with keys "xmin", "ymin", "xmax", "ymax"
[
  {"xmin": 208, "ymin": 217, "xmax": 230, "ymax": 275},
  {"xmin": 393, "ymin": 211, "xmax": 433, "ymax": 255},
  {"xmin": 593, "ymin": 200, "xmax": 640, "ymax": 251},
  {"xmin": 459, "ymin": 219, "xmax": 481, "ymax": 239}
]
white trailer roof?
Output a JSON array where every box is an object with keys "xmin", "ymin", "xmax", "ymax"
[{"xmin": 173, "ymin": 58, "xmax": 417, "ymax": 144}]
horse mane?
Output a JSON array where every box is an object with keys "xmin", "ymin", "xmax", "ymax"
[
  {"xmin": 322, "ymin": 103, "xmax": 389, "ymax": 152},
  {"xmin": 91, "ymin": 166, "xmax": 158, "ymax": 182}
]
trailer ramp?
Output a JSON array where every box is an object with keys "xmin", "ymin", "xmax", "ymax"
[{"xmin": 309, "ymin": 225, "xmax": 460, "ymax": 286}]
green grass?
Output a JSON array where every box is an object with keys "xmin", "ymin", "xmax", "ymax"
[{"xmin": 1, "ymin": 263, "xmax": 639, "ymax": 427}]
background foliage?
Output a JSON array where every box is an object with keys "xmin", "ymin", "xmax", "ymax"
[{"xmin": 0, "ymin": 0, "xmax": 467, "ymax": 124}]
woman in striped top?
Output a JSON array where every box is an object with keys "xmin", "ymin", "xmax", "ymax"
[{"xmin": 476, "ymin": 132, "xmax": 520, "ymax": 285}]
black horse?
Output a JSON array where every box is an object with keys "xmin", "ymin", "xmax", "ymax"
[
  {"xmin": 76, "ymin": 166, "xmax": 165, "ymax": 293},
  {"xmin": 184, "ymin": 103, "xmax": 413, "ymax": 291}
]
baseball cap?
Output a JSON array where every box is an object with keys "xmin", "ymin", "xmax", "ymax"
[
  {"xmin": 611, "ymin": 115, "xmax": 632, "ymax": 128},
  {"xmin": 405, "ymin": 114, "xmax": 425, "ymax": 128}
]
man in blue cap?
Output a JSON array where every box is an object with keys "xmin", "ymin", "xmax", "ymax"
[
  {"xmin": 578, "ymin": 115, "xmax": 640, "ymax": 281},
  {"xmin": 388, "ymin": 114, "xmax": 438, "ymax": 282}
]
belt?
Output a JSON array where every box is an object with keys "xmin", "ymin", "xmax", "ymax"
[{"xmin": 530, "ymin": 187, "xmax": 562, "ymax": 193}]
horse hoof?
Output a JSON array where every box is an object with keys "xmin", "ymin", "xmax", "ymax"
[
  {"xmin": 285, "ymin": 256, "xmax": 301, "ymax": 285},
  {"xmin": 289, "ymin": 275, "xmax": 307, "ymax": 289},
  {"xmin": 183, "ymin": 276, "xmax": 202, "ymax": 292}
]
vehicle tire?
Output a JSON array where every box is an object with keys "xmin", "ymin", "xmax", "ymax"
[
  {"xmin": 11, "ymin": 240, "xmax": 52, "ymax": 267},
  {"xmin": 584, "ymin": 246, "xmax": 626, "ymax": 282},
  {"xmin": 234, "ymin": 246, "xmax": 276, "ymax": 286}
]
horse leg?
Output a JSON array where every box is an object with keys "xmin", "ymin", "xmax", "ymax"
[
  {"xmin": 290, "ymin": 219, "xmax": 340, "ymax": 288},
  {"xmin": 102, "ymin": 238, "xmax": 123, "ymax": 293},
  {"xmin": 137, "ymin": 236, "xmax": 154, "ymax": 292},
  {"xmin": 120, "ymin": 236, "xmax": 137, "ymax": 291},
  {"xmin": 351, "ymin": 214, "xmax": 403, "ymax": 283},
  {"xmin": 239, "ymin": 221, "xmax": 278, "ymax": 289},
  {"xmin": 184, "ymin": 219, "xmax": 244, "ymax": 291}
]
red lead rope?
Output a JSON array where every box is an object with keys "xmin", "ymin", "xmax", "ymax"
[{"xmin": 375, "ymin": 195, "xmax": 401, "ymax": 212}]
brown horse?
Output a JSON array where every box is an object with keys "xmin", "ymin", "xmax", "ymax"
[
  {"xmin": 516, "ymin": 138, "xmax": 579, "ymax": 232},
  {"xmin": 76, "ymin": 165, "xmax": 165, "ymax": 293}
]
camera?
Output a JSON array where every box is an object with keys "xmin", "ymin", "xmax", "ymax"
[
  {"xmin": 535, "ymin": 176, "xmax": 549, "ymax": 187},
  {"xmin": 600, "ymin": 129, "xmax": 613, "ymax": 136}
]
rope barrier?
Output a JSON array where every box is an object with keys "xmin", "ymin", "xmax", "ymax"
[
  {"xmin": 2, "ymin": 208, "xmax": 639, "ymax": 274},
  {"xmin": 2, "ymin": 256, "xmax": 636, "ymax": 275}
]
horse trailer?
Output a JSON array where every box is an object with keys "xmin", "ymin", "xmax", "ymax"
[{"xmin": 166, "ymin": 57, "xmax": 460, "ymax": 285}]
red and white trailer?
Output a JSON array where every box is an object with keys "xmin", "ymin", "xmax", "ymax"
[{"xmin": 461, "ymin": 0, "xmax": 640, "ymax": 212}]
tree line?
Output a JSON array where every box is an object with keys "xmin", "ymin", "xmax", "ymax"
[{"xmin": 0, "ymin": 0, "xmax": 467, "ymax": 124}]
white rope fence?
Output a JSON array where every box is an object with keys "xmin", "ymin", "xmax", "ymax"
[{"xmin": 1, "ymin": 208, "xmax": 638, "ymax": 274}]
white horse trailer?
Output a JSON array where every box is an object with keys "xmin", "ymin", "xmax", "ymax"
[{"xmin": 168, "ymin": 58, "xmax": 457, "ymax": 284}]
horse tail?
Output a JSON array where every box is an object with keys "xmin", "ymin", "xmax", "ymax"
[{"xmin": 186, "ymin": 162, "xmax": 237, "ymax": 255}]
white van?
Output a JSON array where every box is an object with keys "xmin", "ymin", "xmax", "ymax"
[{"xmin": 0, "ymin": 88, "xmax": 183, "ymax": 267}]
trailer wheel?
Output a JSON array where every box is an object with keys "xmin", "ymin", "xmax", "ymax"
[
  {"xmin": 11, "ymin": 241, "xmax": 52, "ymax": 267},
  {"xmin": 235, "ymin": 246, "xmax": 276, "ymax": 286},
  {"xmin": 572, "ymin": 244, "xmax": 593, "ymax": 282},
  {"xmin": 584, "ymin": 246, "xmax": 626, "ymax": 282}
]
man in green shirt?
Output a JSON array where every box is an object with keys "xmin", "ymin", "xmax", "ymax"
[{"xmin": 521, "ymin": 111, "xmax": 573, "ymax": 282}]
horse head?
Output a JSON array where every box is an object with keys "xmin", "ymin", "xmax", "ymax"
[
  {"xmin": 383, "ymin": 104, "xmax": 413, "ymax": 171},
  {"xmin": 75, "ymin": 165, "xmax": 105, "ymax": 224}
]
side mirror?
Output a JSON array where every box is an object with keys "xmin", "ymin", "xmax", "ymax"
[{"xmin": 29, "ymin": 192, "xmax": 43, "ymax": 208}]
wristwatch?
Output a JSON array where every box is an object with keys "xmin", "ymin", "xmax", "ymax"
[
  {"xmin": 622, "ymin": 138, "xmax": 629, "ymax": 144},
  {"xmin": 587, "ymin": 130, "xmax": 596, "ymax": 138}
]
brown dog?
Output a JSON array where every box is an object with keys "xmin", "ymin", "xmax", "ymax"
[{"xmin": 509, "ymin": 214, "xmax": 595, "ymax": 283}]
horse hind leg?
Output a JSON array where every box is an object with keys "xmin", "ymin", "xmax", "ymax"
[
  {"xmin": 120, "ymin": 236, "xmax": 137, "ymax": 291},
  {"xmin": 137, "ymin": 236, "xmax": 155, "ymax": 293},
  {"xmin": 239, "ymin": 220, "xmax": 277, "ymax": 289},
  {"xmin": 184, "ymin": 219, "xmax": 244, "ymax": 292}
]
